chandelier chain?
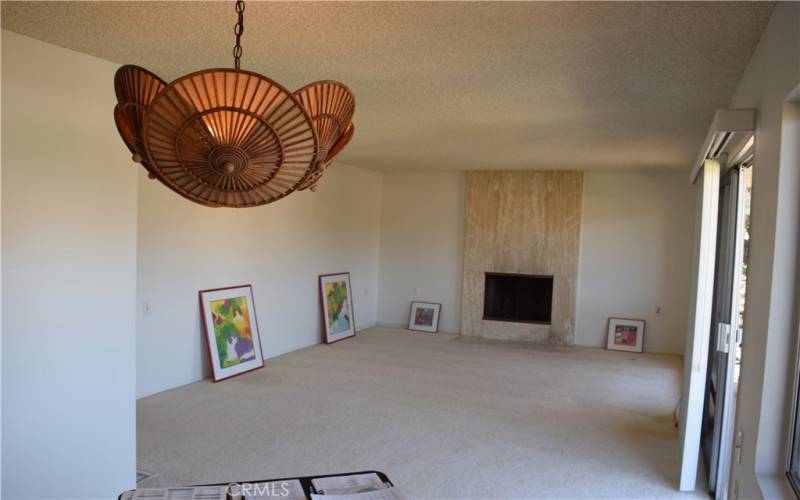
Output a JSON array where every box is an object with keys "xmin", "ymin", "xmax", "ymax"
[{"xmin": 233, "ymin": 0, "xmax": 245, "ymax": 70}]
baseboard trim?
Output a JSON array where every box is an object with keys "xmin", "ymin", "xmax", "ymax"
[
  {"xmin": 376, "ymin": 322, "xmax": 405, "ymax": 329},
  {"xmin": 375, "ymin": 322, "xmax": 461, "ymax": 335},
  {"xmin": 356, "ymin": 321, "xmax": 378, "ymax": 332}
]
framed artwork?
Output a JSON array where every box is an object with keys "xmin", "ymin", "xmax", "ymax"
[
  {"xmin": 606, "ymin": 317, "xmax": 645, "ymax": 353},
  {"xmin": 408, "ymin": 301, "xmax": 441, "ymax": 333},
  {"xmin": 199, "ymin": 285, "xmax": 264, "ymax": 382},
  {"xmin": 319, "ymin": 272, "xmax": 356, "ymax": 344}
]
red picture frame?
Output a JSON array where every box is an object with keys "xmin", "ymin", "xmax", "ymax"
[
  {"xmin": 199, "ymin": 284, "xmax": 265, "ymax": 382},
  {"xmin": 319, "ymin": 272, "xmax": 357, "ymax": 344}
]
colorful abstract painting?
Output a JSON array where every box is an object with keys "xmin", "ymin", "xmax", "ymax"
[
  {"xmin": 414, "ymin": 307, "xmax": 435, "ymax": 327},
  {"xmin": 210, "ymin": 296, "xmax": 255, "ymax": 368},
  {"xmin": 325, "ymin": 280, "xmax": 351, "ymax": 334},
  {"xmin": 200, "ymin": 285, "xmax": 264, "ymax": 382},
  {"xmin": 319, "ymin": 273, "xmax": 356, "ymax": 343},
  {"xmin": 614, "ymin": 325, "xmax": 638, "ymax": 346}
]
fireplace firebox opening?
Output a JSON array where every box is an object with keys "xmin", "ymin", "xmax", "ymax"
[{"xmin": 483, "ymin": 272, "xmax": 553, "ymax": 324}]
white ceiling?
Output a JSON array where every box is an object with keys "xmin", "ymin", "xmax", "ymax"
[{"xmin": 1, "ymin": 1, "xmax": 773, "ymax": 172}]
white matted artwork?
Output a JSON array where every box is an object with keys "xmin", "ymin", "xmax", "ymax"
[
  {"xmin": 319, "ymin": 272, "xmax": 356, "ymax": 344},
  {"xmin": 606, "ymin": 317, "xmax": 645, "ymax": 353},
  {"xmin": 408, "ymin": 301, "xmax": 441, "ymax": 333},
  {"xmin": 199, "ymin": 284, "xmax": 264, "ymax": 382}
]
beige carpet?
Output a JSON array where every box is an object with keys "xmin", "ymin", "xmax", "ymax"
[{"xmin": 137, "ymin": 327, "xmax": 705, "ymax": 499}]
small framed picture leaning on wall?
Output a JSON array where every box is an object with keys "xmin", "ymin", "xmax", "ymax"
[
  {"xmin": 319, "ymin": 272, "xmax": 356, "ymax": 344},
  {"xmin": 199, "ymin": 284, "xmax": 265, "ymax": 382},
  {"xmin": 606, "ymin": 317, "xmax": 645, "ymax": 353},
  {"xmin": 408, "ymin": 301, "xmax": 442, "ymax": 333}
]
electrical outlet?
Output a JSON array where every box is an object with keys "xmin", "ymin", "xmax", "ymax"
[{"xmin": 656, "ymin": 306, "xmax": 662, "ymax": 314}]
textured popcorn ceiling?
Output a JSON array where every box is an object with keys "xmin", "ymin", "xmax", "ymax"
[{"xmin": 1, "ymin": 1, "xmax": 773, "ymax": 172}]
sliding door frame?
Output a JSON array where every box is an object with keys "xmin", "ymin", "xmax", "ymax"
[{"xmin": 680, "ymin": 159, "xmax": 721, "ymax": 491}]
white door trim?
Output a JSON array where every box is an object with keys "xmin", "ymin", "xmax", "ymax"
[{"xmin": 680, "ymin": 158, "xmax": 721, "ymax": 491}]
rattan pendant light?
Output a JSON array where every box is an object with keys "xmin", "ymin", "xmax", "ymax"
[
  {"xmin": 113, "ymin": 0, "xmax": 355, "ymax": 207},
  {"xmin": 293, "ymin": 82, "xmax": 355, "ymax": 192}
]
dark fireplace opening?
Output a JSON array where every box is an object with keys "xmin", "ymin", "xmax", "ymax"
[{"xmin": 483, "ymin": 272, "xmax": 553, "ymax": 324}]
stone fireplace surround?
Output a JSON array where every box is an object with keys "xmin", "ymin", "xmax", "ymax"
[{"xmin": 460, "ymin": 171, "xmax": 583, "ymax": 345}]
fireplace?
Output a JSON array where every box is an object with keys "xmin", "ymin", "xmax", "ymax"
[{"xmin": 483, "ymin": 272, "xmax": 553, "ymax": 324}]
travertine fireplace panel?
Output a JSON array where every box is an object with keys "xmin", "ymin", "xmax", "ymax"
[{"xmin": 461, "ymin": 171, "xmax": 582, "ymax": 345}]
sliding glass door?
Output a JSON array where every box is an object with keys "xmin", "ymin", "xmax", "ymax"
[{"xmin": 701, "ymin": 164, "xmax": 750, "ymax": 499}]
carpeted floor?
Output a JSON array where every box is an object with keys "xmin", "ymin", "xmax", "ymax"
[{"xmin": 137, "ymin": 327, "xmax": 706, "ymax": 499}]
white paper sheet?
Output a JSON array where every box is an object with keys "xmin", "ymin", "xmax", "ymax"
[
  {"xmin": 311, "ymin": 473, "xmax": 387, "ymax": 495},
  {"xmin": 310, "ymin": 486, "xmax": 405, "ymax": 500},
  {"xmin": 129, "ymin": 486, "xmax": 226, "ymax": 500},
  {"xmin": 241, "ymin": 479, "xmax": 305, "ymax": 499}
]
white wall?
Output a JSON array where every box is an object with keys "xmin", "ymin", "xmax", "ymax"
[
  {"xmin": 1, "ymin": 31, "xmax": 138, "ymax": 499},
  {"xmin": 376, "ymin": 172, "xmax": 465, "ymax": 333},
  {"xmin": 725, "ymin": 3, "xmax": 800, "ymax": 497},
  {"xmin": 575, "ymin": 172, "xmax": 696, "ymax": 354},
  {"xmin": 137, "ymin": 164, "xmax": 382, "ymax": 398},
  {"xmin": 375, "ymin": 170, "xmax": 694, "ymax": 352}
]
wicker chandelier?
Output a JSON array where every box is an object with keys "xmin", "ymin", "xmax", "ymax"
[{"xmin": 113, "ymin": 0, "xmax": 355, "ymax": 207}]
